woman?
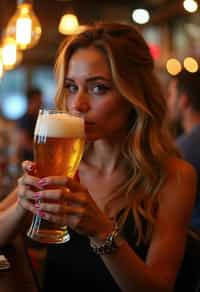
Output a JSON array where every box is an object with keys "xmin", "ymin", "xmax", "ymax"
[{"xmin": 13, "ymin": 23, "xmax": 198, "ymax": 291}]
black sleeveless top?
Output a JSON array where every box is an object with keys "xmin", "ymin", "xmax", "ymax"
[{"xmin": 42, "ymin": 212, "xmax": 200, "ymax": 292}]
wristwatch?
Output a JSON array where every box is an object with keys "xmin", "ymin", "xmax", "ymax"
[{"xmin": 90, "ymin": 226, "xmax": 124, "ymax": 255}]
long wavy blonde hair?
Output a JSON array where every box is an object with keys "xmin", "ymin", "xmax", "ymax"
[{"xmin": 54, "ymin": 22, "xmax": 180, "ymax": 244}]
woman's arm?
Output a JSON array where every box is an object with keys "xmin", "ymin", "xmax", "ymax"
[
  {"xmin": 99, "ymin": 159, "xmax": 196, "ymax": 292},
  {"xmin": 0, "ymin": 189, "xmax": 17, "ymax": 211},
  {"xmin": 0, "ymin": 189, "xmax": 29, "ymax": 247}
]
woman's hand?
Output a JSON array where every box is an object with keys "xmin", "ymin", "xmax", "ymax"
[
  {"xmin": 16, "ymin": 160, "xmax": 113, "ymax": 241},
  {"xmin": 16, "ymin": 160, "xmax": 42, "ymax": 214},
  {"xmin": 29, "ymin": 175, "xmax": 113, "ymax": 241}
]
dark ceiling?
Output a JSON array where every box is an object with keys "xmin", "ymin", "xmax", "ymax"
[{"xmin": 0, "ymin": 0, "xmax": 187, "ymax": 66}]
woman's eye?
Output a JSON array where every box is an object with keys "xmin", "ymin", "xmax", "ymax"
[
  {"xmin": 90, "ymin": 84, "xmax": 110, "ymax": 95},
  {"xmin": 64, "ymin": 83, "xmax": 78, "ymax": 94}
]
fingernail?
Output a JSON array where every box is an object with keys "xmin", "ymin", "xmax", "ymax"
[
  {"xmin": 35, "ymin": 203, "xmax": 41, "ymax": 209},
  {"xmin": 38, "ymin": 211, "xmax": 45, "ymax": 218},
  {"xmin": 33, "ymin": 192, "xmax": 41, "ymax": 200},
  {"xmin": 38, "ymin": 178, "xmax": 48, "ymax": 187}
]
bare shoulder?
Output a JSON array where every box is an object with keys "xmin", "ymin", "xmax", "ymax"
[
  {"xmin": 160, "ymin": 156, "xmax": 197, "ymax": 213},
  {"xmin": 165, "ymin": 156, "xmax": 197, "ymax": 187}
]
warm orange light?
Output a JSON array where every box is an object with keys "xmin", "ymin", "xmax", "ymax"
[
  {"xmin": 58, "ymin": 13, "xmax": 79, "ymax": 35},
  {"xmin": 166, "ymin": 58, "xmax": 182, "ymax": 76},
  {"xmin": 5, "ymin": 2, "xmax": 42, "ymax": 50},
  {"xmin": 183, "ymin": 57, "xmax": 198, "ymax": 72},
  {"xmin": 1, "ymin": 37, "xmax": 23, "ymax": 70}
]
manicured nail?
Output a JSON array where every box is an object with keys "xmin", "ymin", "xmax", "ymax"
[
  {"xmin": 35, "ymin": 203, "xmax": 41, "ymax": 209},
  {"xmin": 38, "ymin": 178, "xmax": 48, "ymax": 187},
  {"xmin": 38, "ymin": 211, "xmax": 45, "ymax": 218},
  {"xmin": 33, "ymin": 192, "xmax": 41, "ymax": 200}
]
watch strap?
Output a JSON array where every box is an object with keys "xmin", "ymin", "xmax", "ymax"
[{"xmin": 90, "ymin": 225, "xmax": 123, "ymax": 255}]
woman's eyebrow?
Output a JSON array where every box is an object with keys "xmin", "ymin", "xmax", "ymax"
[
  {"xmin": 86, "ymin": 76, "xmax": 112, "ymax": 82},
  {"xmin": 64, "ymin": 76, "xmax": 112, "ymax": 83}
]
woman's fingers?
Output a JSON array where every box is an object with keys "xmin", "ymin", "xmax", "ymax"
[
  {"xmin": 32, "ymin": 189, "xmax": 66, "ymax": 201},
  {"xmin": 36, "ymin": 204, "xmax": 86, "ymax": 228},
  {"xmin": 19, "ymin": 197, "xmax": 36, "ymax": 214},
  {"xmin": 31, "ymin": 188, "xmax": 89, "ymax": 220},
  {"xmin": 38, "ymin": 176, "xmax": 86, "ymax": 192},
  {"xmin": 18, "ymin": 174, "xmax": 42, "ymax": 190},
  {"xmin": 34, "ymin": 188, "xmax": 89, "ymax": 208},
  {"xmin": 22, "ymin": 160, "xmax": 37, "ymax": 174},
  {"xmin": 17, "ymin": 185, "xmax": 35, "ymax": 200},
  {"xmin": 35, "ymin": 199, "xmax": 85, "ymax": 215},
  {"xmin": 19, "ymin": 172, "xmax": 85, "ymax": 193},
  {"xmin": 16, "ymin": 174, "xmax": 94, "ymax": 231},
  {"xmin": 17, "ymin": 185, "xmax": 37, "ymax": 214}
]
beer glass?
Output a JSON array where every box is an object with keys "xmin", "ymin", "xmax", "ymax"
[{"xmin": 27, "ymin": 109, "xmax": 85, "ymax": 244}]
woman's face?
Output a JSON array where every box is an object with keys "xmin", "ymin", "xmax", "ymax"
[{"xmin": 64, "ymin": 46, "xmax": 132, "ymax": 141}]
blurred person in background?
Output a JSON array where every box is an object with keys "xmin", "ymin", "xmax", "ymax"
[
  {"xmin": 167, "ymin": 69, "xmax": 200, "ymax": 234},
  {"xmin": 17, "ymin": 87, "xmax": 43, "ymax": 162}
]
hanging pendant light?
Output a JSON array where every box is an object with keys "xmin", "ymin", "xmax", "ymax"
[
  {"xmin": 58, "ymin": 13, "xmax": 79, "ymax": 35},
  {"xmin": 5, "ymin": 0, "xmax": 42, "ymax": 50},
  {"xmin": 1, "ymin": 37, "xmax": 23, "ymax": 70}
]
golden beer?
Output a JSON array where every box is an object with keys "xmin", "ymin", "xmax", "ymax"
[
  {"xmin": 34, "ymin": 136, "xmax": 84, "ymax": 178},
  {"xmin": 27, "ymin": 110, "xmax": 85, "ymax": 244}
]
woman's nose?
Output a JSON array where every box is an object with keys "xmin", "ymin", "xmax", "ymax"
[{"xmin": 73, "ymin": 91, "xmax": 90, "ymax": 113}]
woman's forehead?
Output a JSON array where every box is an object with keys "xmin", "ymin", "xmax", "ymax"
[{"xmin": 66, "ymin": 47, "xmax": 112, "ymax": 79}]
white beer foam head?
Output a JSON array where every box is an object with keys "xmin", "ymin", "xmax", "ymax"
[{"xmin": 35, "ymin": 113, "xmax": 84, "ymax": 138}]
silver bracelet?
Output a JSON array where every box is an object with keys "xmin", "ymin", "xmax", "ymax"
[{"xmin": 90, "ymin": 226, "xmax": 123, "ymax": 255}]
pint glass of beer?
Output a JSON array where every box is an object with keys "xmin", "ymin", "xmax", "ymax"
[{"xmin": 27, "ymin": 109, "xmax": 85, "ymax": 244}]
